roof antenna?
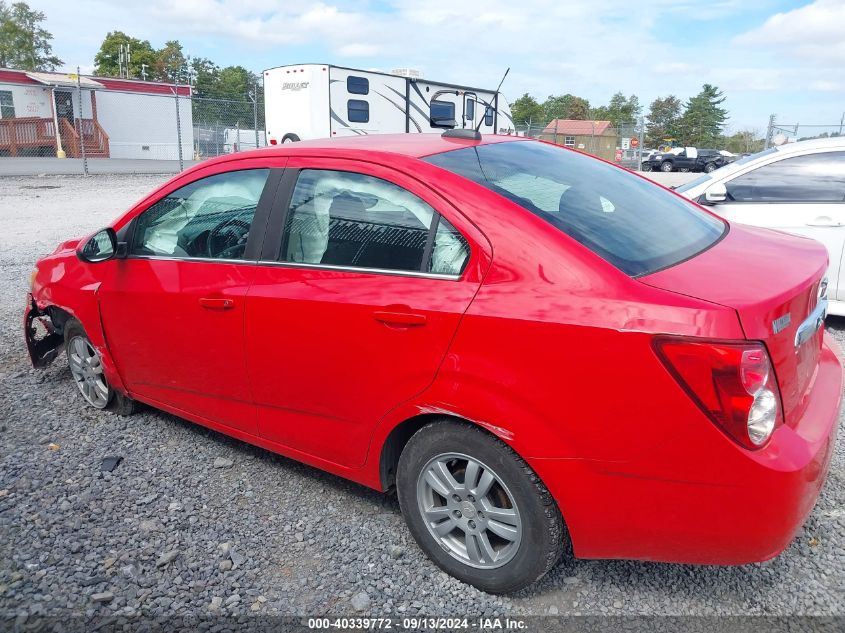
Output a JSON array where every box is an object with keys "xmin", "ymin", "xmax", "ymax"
[
  {"xmin": 442, "ymin": 68, "xmax": 510, "ymax": 141},
  {"xmin": 475, "ymin": 67, "xmax": 509, "ymax": 133}
]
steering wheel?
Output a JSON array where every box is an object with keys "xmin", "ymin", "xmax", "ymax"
[{"xmin": 207, "ymin": 218, "xmax": 251, "ymax": 259}]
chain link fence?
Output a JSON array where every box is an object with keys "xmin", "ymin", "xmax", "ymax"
[
  {"xmin": 765, "ymin": 116, "xmax": 845, "ymax": 148},
  {"xmin": 0, "ymin": 76, "xmax": 266, "ymax": 175},
  {"xmin": 515, "ymin": 118, "xmax": 647, "ymax": 170}
]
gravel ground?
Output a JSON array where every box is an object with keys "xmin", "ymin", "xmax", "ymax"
[{"xmin": 0, "ymin": 174, "xmax": 843, "ymax": 624}]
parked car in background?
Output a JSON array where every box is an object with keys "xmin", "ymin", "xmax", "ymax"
[
  {"xmin": 25, "ymin": 134, "xmax": 841, "ymax": 593},
  {"xmin": 677, "ymin": 137, "xmax": 845, "ymax": 315},
  {"xmin": 643, "ymin": 147, "xmax": 730, "ymax": 173}
]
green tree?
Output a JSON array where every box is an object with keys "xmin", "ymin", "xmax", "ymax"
[
  {"xmin": 189, "ymin": 57, "xmax": 220, "ymax": 98},
  {"xmin": 645, "ymin": 95, "xmax": 682, "ymax": 147},
  {"xmin": 93, "ymin": 31, "xmax": 157, "ymax": 78},
  {"xmin": 722, "ymin": 129, "xmax": 765, "ymax": 154},
  {"xmin": 592, "ymin": 92, "xmax": 641, "ymax": 128},
  {"xmin": 678, "ymin": 84, "xmax": 728, "ymax": 147},
  {"xmin": 510, "ymin": 93, "xmax": 544, "ymax": 127},
  {"xmin": 0, "ymin": 1, "xmax": 61, "ymax": 71},
  {"xmin": 214, "ymin": 65, "xmax": 256, "ymax": 100},
  {"xmin": 543, "ymin": 94, "xmax": 590, "ymax": 121},
  {"xmin": 155, "ymin": 40, "xmax": 186, "ymax": 82}
]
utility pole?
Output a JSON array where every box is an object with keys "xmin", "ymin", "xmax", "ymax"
[
  {"xmin": 249, "ymin": 85, "xmax": 259, "ymax": 149},
  {"xmin": 141, "ymin": 64, "xmax": 148, "ymax": 81},
  {"xmin": 764, "ymin": 114, "xmax": 775, "ymax": 149}
]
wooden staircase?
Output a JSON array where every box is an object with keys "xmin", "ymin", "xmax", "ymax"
[{"xmin": 61, "ymin": 118, "xmax": 110, "ymax": 158}]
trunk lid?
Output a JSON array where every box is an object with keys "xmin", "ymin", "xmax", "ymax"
[{"xmin": 641, "ymin": 223, "xmax": 828, "ymax": 426}]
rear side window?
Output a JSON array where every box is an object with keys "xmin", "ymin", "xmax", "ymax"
[
  {"xmin": 347, "ymin": 76, "xmax": 369, "ymax": 95},
  {"xmin": 726, "ymin": 152, "xmax": 845, "ymax": 203},
  {"xmin": 425, "ymin": 141, "xmax": 725, "ymax": 276},
  {"xmin": 430, "ymin": 100, "xmax": 455, "ymax": 128},
  {"xmin": 281, "ymin": 169, "xmax": 468, "ymax": 275},
  {"xmin": 348, "ymin": 99, "xmax": 369, "ymax": 123}
]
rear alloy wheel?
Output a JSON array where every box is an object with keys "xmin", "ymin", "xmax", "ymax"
[
  {"xmin": 660, "ymin": 161, "xmax": 674, "ymax": 172},
  {"xmin": 397, "ymin": 421, "xmax": 567, "ymax": 593},
  {"xmin": 65, "ymin": 323, "xmax": 112, "ymax": 409}
]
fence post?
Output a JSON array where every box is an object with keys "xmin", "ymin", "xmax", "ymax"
[
  {"xmin": 637, "ymin": 116, "xmax": 645, "ymax": 172},
  {"xmin": 252, "ymin": 85, "xmax": 259, "ymax": 150},
  {"xmin": 764, "ymin": 114, "xmax": 775, "ymax": 149},
  {"xmin": 174, "ymin": 85, "xmax": 184, "ymax": 171},
  {"xmin": 76, "ymin": 66, "xmax": 88, "ymax": 176}
]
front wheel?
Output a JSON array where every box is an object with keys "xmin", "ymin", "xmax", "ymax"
[
  {"xmin": 704, "ymin": 162, "xmax": 717, "ymax": 173},
  {"xmin": 660, "ymin": 161, "xmax": 674, "ymax": 172},
  {"xmin": 65, "ymin": 322, "xmax": 112, "ymax": 409},
  {"xmin": 397, "ymin": 420, "xmax": 567, "ymax": 593}
]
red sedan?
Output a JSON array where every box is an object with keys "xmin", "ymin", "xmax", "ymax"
[{"xmin": 25, "ymin": 134, "xmax": 841, "ymax": 593}]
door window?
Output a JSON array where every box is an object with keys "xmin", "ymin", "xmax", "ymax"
[
  {"xmin": 281, "ymin": 169, "xmax": 468, "ymax": 275},
  {"xmin": 726, "ymin": 152, "xmax": 845, "ymax": 203},
  {"xmin": 465, "ymin": 97, "xmax": 475, "ymax": 121},
  {"xmin": 132, "ymin": 169, "xmax": 270, "ymax": 260}
]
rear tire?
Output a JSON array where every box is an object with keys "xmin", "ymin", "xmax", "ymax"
[
  {"xmin": 397, "ymin": 420, "xmax": 567, "ymax": 593},
  {"xmin": 282, "ymin": 134, "xmax": 300, "ymax": 144}
]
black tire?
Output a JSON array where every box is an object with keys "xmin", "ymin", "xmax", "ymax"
[
  {"xmin": 397, "ymin": 420, "xmax": 568, "ymax": 593},
  {"xmin": 282, "ymin": 133, "xmax": 300, "ymax": 144},
  {"xmin": 704, "ymin": 162, "xmax": 717, "ymax": 173},
  {"xmin": 660, "ymin": 160, "xmax": 674, "ymax": 172},
  {"xmin": 64, "ymin": 320, "xmax": 136, "ymax": 415},
  {"xmin": 642, "ymin": 164, "xmax": 652, "ymax": 172}
]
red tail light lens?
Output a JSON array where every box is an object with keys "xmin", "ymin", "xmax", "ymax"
[{"xmin": 653, "ymin": 337, "xmax": 783, "ymax": 450}]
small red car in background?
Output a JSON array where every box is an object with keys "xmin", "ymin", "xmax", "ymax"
[{"xmin": 25, "ymin": 134, "xmax": 841, "ymax": 593}]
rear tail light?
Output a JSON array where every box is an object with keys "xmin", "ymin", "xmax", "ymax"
[{"xmin": 653, "ymin": 337, "xmax": 783, "ymax": 449}]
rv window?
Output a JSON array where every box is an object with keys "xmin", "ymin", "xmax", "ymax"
[
  {"xmin": 484, "ymin": 106, "xmax": 494, "ymax": 127},
  {"xmin": 0, "ymin": 91, "xmax": 14, "ymax": 118},
  {"xmin": 348, "ymin": 99, "xmax": 369, "ymax": 123},
  {"xmin": 347, "ymin": 76, "xmax": 369, "ymax": 95},
  {"xmin": 465, "ymin": 98, "xmax": 475, "ymax": 120},
  {"xmin": 430, "ymin": 100, "xmax": 456, "ymax": 128}
]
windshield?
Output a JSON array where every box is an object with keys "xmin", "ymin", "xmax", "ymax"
[
  {"xmin": 676, "ymin": 146, "xmax": 780, "ymax": 193},
  {"xmin": 425, "ymin": 140, "xmax": 725, "ymax": 277}
]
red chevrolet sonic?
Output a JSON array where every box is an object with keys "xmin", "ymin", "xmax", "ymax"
[{"xmin": 25, "ymin": 134, "xmax": 841, "ymax": 593}]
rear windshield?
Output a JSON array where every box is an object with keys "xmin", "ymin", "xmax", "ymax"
[{"xmin": 425, "ymin": 140, "xmax": 725, "ymax": 276}]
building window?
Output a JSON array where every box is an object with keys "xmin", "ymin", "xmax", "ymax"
[
  {"xmin": 347, "ymin": 76, "xmax": 369, "ymax": 95},
  {"xmin": 348, "ymin": 99, "xmax": 369, "ymax": 123},
  {"xmin": 484, "ymin": 106, "xmax": 494, "ymax": 127},
  {"xmin": 430, "ymin": 100, "xmax": 456, "ymax": 128},
  {"xmin": 564, "ymin": 136, "xmax": 575, "ymax": 147},
  {"xmin": 0, "ymin": 91, "xmax": 14, "ymax": 119}
]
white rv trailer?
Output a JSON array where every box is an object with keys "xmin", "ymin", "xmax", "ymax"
[{"xmin": 263, "ymin": 63, "xmax": 515, "ymax": 144}]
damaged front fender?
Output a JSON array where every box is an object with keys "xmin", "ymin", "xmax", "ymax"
[{"xmin": 24, "ymin": 295, "xmax": 64, "ymax": 368}]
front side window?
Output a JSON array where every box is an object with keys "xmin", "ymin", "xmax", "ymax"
[
  {"xmin": 348, "ymin": 99, "xmax": 369, "ymax": 123},
  {"xmin": 0, "ymin": 90, "xmax": 14, "ymax": 118},
  {"xmin": 430, "ymin": 100, "xmax": 455, "ymax": 128},
  {"xmin": 425, "ymin": 140, "xmax": 724, "ymax": 277},
  {"xmin": 282, "ymin": 170, "xmax": 439, "ymax": 273},
  {"xmin": 132, "ymin": 169, "xmax": 269, "ymax": 260},
  {"xmin": 347, "ymin": 76, "xmax": 369, "ymax": 95},
  {"xmin": 725, "ymin": 152, "xmax": 845, "ymax": 203}
]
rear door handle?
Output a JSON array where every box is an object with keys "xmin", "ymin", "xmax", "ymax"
[
  {"xmin": 373, "ymin": 310, "xmax": 427, "ymax": 327},
  {"xmin": 199, "ymin": 297, "xmax": 235, "ymax": 310}
]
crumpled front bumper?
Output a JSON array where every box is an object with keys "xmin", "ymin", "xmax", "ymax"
[{"xmin": 24, "ymin": 294, "xmax": 63, "ymax": 368}]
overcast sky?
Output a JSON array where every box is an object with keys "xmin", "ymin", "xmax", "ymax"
[{"xmin": 32, "ymin": 0, "xmax": 845, "ymax": 131}]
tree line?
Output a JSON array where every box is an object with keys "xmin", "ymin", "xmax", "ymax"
[{"xmin": 511, "ymin": 85, "xmax": 765, "ymax": 152}]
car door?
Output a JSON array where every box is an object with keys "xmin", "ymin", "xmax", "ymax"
[
  {"xmin": 98, "ymin": 161, "xmax": 286, "ymax": 433},
  {"xmin": 710, "ymin": 150, "xmax": 845, "ymax": 298},
  {"xmin": 243, "ymin": 160, "xmax": 491, "ymax": 467}
]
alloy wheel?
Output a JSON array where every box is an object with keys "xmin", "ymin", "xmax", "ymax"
[
  {"xmin": 67, "ymin": 335, "xmax": 110, "ymax": 408},
  {"xmin": 416, "ymin": 452, "xmax": 522, "ymax": 569}
]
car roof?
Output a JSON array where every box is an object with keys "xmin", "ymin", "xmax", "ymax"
[
  {"xmin": 773, "ymin": 135, "xmax": 845, "ymax": 154},
  {"xmin": 257, "ymin": 133, "xmax": 526, "ymax": 159}
]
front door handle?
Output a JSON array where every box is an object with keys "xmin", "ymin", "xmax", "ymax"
[
  {"xmin": 806, "ymin": 217, "xmax": 844, "ymax": 227},
  {"xmin": 373, "ymin": 310, "xmax": 427, "ymax": 327},
  {"xmin": 199, "ymin": 297, "xmax": 235, "ymax": 310}
]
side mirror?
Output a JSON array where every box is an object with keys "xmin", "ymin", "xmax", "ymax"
[
  {"xmin": 702, "ymin": 182, "xmax": 728, "ymax": 205},
  {"xmin": 77, "ymin": 228, "xmax": 117, "ymax": 263}
]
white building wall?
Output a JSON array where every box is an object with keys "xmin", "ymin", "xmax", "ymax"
[
  {"xmin": 93, "ymin": 91, "xmax": 194, "ymax": 160},
  {"xmin": 0, "ymin": 83, "xmax": 53, "ymax": 119}
]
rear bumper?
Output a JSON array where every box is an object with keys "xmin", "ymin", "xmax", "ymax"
[{"xmin": 531, "ymin": 333, "xmax": 842, "ymax": 564}]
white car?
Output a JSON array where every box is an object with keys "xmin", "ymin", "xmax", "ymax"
[{"xmin": 676, "ymin": 137, "xmax": 845, "ymax": 315}]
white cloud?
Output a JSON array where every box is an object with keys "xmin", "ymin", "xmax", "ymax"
[{"xmin": 734, "ymin": 0, "xmax": 845, "ymax": 65}]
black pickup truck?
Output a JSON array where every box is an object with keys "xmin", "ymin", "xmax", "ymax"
[{"xmin": 642, "ymin": 148, "xmax": 732, "ymax": 173}]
